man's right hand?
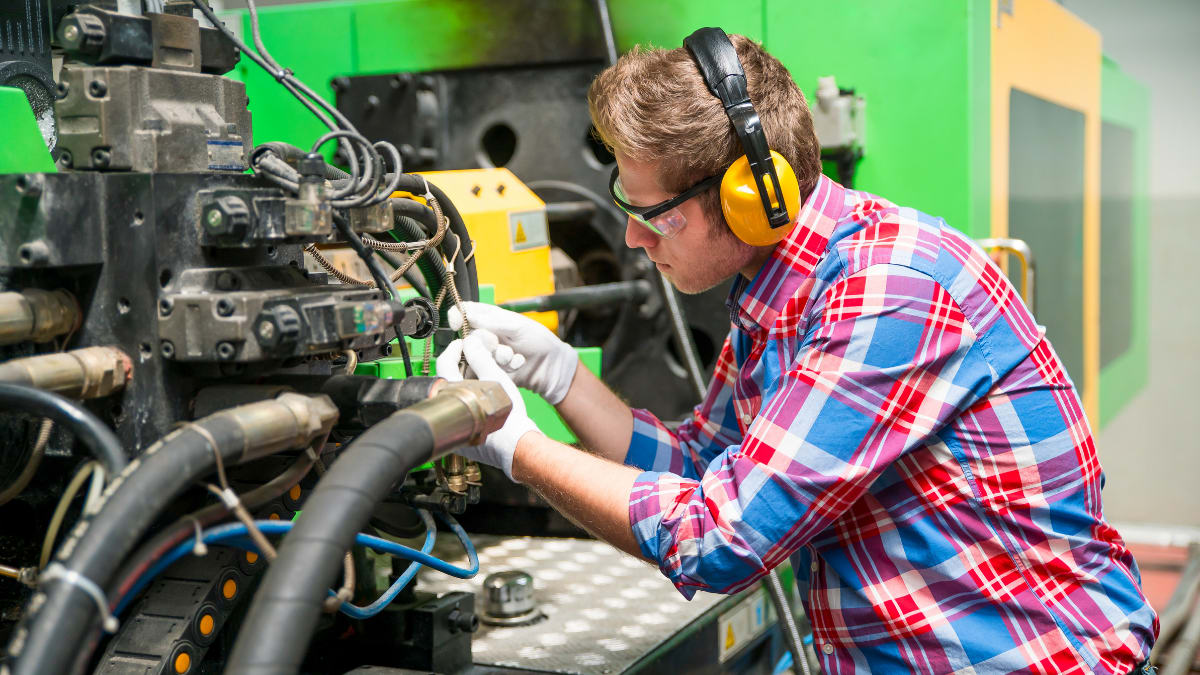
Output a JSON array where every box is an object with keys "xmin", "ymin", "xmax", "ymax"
[{"xmin": 447, "ymin": 302, "xmax": 579, "ymax": 405}]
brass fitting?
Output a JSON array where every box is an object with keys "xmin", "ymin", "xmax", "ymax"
[
  {"xmin": 0, "ymin": 290, "xmax": 80, "ymax": 346},
  {"xmin": 221, "ymin": 392, "xmax": 340, "ymax": 463},
  {"xmin": 0, "ymin": 346, "xmax": 132, "ymax": 399},
  {"xmin": 420, "ymin": 380, "xmax": 510, "ymax": 450},
  {"xmin": 444, "ymin": 454, "xmax": 468, "ymax": 494}
]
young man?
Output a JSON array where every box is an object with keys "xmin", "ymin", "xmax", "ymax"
[{"xmin": 437, "ymin": 30, "xmax": 1156, "ymax": 674}]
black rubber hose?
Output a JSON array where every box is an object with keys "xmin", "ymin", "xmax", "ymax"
[
  {"xmin": 252, "ymin": 142, "xmax": 352, "ymax": 181},
  {"xmin": 0, "ymin": 383, "xmax": 126, "ymax": 477},
  {"xmin": 389, "ymin": 196, "xmax": 439, "ymax": 234},
  {"xmin": 224, "ymin": 412, "xmax": 438, "ymax": 673},
  {"xmin": 373, "ymin": 246, "xmax": 430, "ymax": 299},
  {"xmin": 6, "ymin": 398, "xmax": 332, "ymax": 675},
  {"xmin": 107, "ymin": 449, "xmax": 319, "ymax": 606},
  {"xmin": 393, "ymin": 214, "xmax": 447, "ymax": 301},
  {"xmin": 393, "ymin": 175, "xmax": 478, "ymax": 302}
]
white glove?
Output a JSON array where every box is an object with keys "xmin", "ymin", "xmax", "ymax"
[
  {"xmin": 448, "ymin": 302, "xmax": 579, "ymax": 405},
  {"xmin": 436, "ymin": 330, "xmax": 541, "ymax": 481}
]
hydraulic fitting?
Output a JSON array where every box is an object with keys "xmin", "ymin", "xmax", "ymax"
[
  {"xmin": 0, "ymin": 346, "xmax": 132, "ymax": 399},
  {"xmin": 0, "ymin": 289, "xmax": 80, "ymax": 346},
  {"xmin": 423, "ymin": 380, "xmax": 510, "ymax": 449},
  {"xmin": 221, "ymin": 392, "xmax": 340, "ymax": 462}
]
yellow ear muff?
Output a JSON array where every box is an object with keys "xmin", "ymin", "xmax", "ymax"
[{"xmin": 719, "ymin": 151, "xmax": 801, "ymax": 246}]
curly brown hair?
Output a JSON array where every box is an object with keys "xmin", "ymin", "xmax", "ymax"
[{"xmin": 588, "ymin": 34, "xmax": 822, "ymax": 229}]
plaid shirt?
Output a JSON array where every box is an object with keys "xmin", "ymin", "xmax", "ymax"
[{"xmin": 624, "ymin": 175, "xmax": 1156, "ymax": 674}]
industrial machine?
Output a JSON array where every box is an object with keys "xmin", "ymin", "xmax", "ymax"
[{"xmin": 0, "ymin": 2, "xmax": 805, "ymax": 673}]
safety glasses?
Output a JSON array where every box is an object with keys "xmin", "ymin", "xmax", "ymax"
[{"xmin": 608, "ymin": 167, "xmax": 722, "ymax": 239}]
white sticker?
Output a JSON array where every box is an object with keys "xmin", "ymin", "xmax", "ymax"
[
  {"xmin": 207, "ymin": 139, "xmax": 245, "ymax": 171},
  {"xmin": 509, "ymin": 208, "xmax": 548, "ymax": 251}
]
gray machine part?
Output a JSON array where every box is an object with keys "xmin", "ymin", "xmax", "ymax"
[{"xmin": 55, "ymin": 61, "xmax": 252, "ymax": 173}]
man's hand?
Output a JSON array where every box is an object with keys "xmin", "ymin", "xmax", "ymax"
[
  {"xmin": 448, "ymin": 302, "xmax": 579, "ymax": 405},
  {"xmin": 436, "ymin": 329, "xmax": 542, "ymax": 481}
]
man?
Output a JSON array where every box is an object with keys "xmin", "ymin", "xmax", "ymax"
[{"xmin": 437, "ymin": 30, "xmax": 1156, "ymax": 674}]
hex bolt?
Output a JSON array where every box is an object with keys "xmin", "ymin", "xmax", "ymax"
[
  {"xmin": 257, "ymin": 320, "xmax": 275, "ymax": 342},
  {"xmin": 159, "ymin": 298, "xmax": 174, "ymax": 316},
  {"xmin": 216, "ymin": 341, "xmax": 236, "ymax": 360},
  {"xmin": 62, "ymin": 24, "xmax": 80, "ymax": 43},
  {"xmin": 91, "ymin": 148, "xmax": 111, "ymax": 168},
  {"xmin": 215, "ymin": 299, "xmax": 235, "ymax": 317},
  {"xmin": 160, "ymin": 340, "xmax": 175, "ymax": 358},
  {"xmin": 88, "ymin": 80, "xmax": 107, "ymax": 97},
  {"xmin": 205, "ymin": 208, "xmax": 225, "ymax": 230}
]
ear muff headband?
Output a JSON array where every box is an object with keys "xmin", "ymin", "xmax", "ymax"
[{"xmin": 683, "ymin": 27, "xmax": 800, "ymax": 244}]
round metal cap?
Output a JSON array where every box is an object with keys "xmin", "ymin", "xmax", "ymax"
[{"xmin": 480, "ymin": 570, "xmax": 543, "ymax": 626}]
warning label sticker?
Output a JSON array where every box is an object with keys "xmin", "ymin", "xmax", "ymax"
[
  {"xmin": 508, "ymin": 209, "xmax": 548, "ymax": 251},
  {"xmin": 717, "ymin": 586, "xmax": 774, "ymax": 662}
]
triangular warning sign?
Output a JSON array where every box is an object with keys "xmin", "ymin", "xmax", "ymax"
[
  {"xmin": 515, "ymin": 221, "xmax": 528, "ymax": 244},
  {"xmin": 725, "ymin": 624, "xmax": 736, "ymax": 650}
]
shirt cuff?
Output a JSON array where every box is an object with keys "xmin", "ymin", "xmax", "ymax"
[{"xmin": 627, "ymin": 469, "xmax": 702, "ymax": 600}]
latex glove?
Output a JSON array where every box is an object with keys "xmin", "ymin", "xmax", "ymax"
[
  {"xmin": 436, "ymin": 330, "xmax": 541, "ymax": 481},
  {"xmin": 448, "ymin": 302, "xmax": 579, "ymax": 405}
]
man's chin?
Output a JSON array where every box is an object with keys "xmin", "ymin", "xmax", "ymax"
[{"xmin": 665, "ymin": 271, "xmax": 732, "ymax": 295}]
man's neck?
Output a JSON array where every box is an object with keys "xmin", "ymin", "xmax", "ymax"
[{"xmin": 739, "ymin": 244, "xmax": 776, "ymax": 281}]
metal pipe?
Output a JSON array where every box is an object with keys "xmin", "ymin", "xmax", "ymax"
[
  {"xmin": 0, "ymin": 347, "xmax": 132, "ymax": 399},
  {"xmin": 765, "ymin": 570, "xmax": 812, "ymax": 675},
  {"xmin": 545, "ymin": 200, "xmax": 597, "ymax": 224},
  {"xmin": 0, "ymin": 290, "xmax": 80, "ymax": 346},
  {"xmin": 657, "ymin": 273, "xmax": 707, "ymax": 400},
  {"xmin": 594, "ymin": 0, "xmax": 618, "ymax": 66},
  {"xmin": 1153, "ymin": 542, "xmax": 1200, "ymax": 664},
  {"xmin": 977, "ymin": 238, "xmax": 1036, "ymax": 313},
  {"xmin": 498, "ymin": 280, "xmax": 652, "ymax": 314},
  {"xmin": 1163, "ymin": 597, "xmax": 1200, "ymax": 675}
]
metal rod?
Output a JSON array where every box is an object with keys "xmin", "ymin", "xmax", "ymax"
[
  {"xmin": 545, "ymin": 200, "xmax": 597, "ymax": 224},
  {"xmin": 765, "ymin": 569, "xmax": 813, "ymax": 675},
  {"xmin": 656, "ymin": 273, "xmax": 707, "ymax": 401},
  {"xmin": 499, "ymin": 280, "xmax": 652, "ymax": 314},
  {"xmin": 594, "ymin": 0, "xmax": 618, "ymax": 66},
  {"xmin": 1163, "ymin": 594, "xmax": 1200, "ymax": 675},
  {"xmin": 977, "ymin": 237, "xmax": 1036, "ymax": 313},
  {"xmin": 1153, "ymin": 542, "xmax": 1200, "ymax": 664}
]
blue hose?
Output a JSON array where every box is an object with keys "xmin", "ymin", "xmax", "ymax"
[{"xmin": 115, "ymin": 512, "xmax": 478, "ymax": 618}]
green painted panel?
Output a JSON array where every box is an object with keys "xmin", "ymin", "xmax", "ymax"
[
  {"xmin": 606, "ymin": 0, "xmax": 765, "ymax": 49},
  {"xmin": 762, "ymin": 0, "xmax": 990, "ymax": 237},
  {"xmin": 0, "ymin": 87, "xmax": 57, "ymax": 174},
  {"xmin": 1098, "ymin": 58, "xmax": 1150, "ymax": 426}
]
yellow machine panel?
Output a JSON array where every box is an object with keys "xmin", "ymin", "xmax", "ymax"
[{"xmin": 415, "ymin": 168, "xmax": 558, "ymax": 331}]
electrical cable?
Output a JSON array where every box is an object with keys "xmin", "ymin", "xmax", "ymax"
[
  {"xmin": 38, "ymin": 460, "xmax": 101, "ymax": 570},
  {"xmin": 335, "ymin": 508, "xmax": 436, "ymax": 619},
  {"xmin": 0, "ymin": 383, "xmax": 126, "ymax": 479},
  {"xmin": 116, "ymin": 514, "xmax": 477, "ymax": 618},
  {"xmin": 0, "ymin": 417, "xmax": 53, "ymax": 506},
  {"xmin": 109, "ymin": 447, "xmax": 322, "ymax": 613}
]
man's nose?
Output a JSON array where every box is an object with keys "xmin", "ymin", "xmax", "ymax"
[{"xmin": 624, "ymin": 216, "xmax": 657, "ymax": 250}]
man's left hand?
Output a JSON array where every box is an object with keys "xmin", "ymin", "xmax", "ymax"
[{"xmin": 436, "ymin": 329, "xmax": 542, "ymax": 481}]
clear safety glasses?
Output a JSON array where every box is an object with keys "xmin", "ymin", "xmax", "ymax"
[{"xmin": 608, "ymin": 167, "xmax": 722, "ymax": 239}]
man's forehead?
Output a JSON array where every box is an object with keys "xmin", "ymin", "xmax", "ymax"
[{"xmin": 615, "ymin": 154, "xmax": 670, "ymax": 202}]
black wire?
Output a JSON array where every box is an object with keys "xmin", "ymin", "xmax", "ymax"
[
  {"xmin": 0, "ymin": 383, "xmax": 127, "ymax": 478},
  {"xmin": 395, "ymin": 334, "xmax": 414, "ymax": 377}
]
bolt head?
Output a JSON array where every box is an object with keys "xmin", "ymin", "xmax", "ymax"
[
  {"xmin": 205, "ymin": 208, "xmax": 224, "ymax": 229},
  {"xmin": 257, "ymin": 321, "xmax": 275, "ymax": 341},
  {"xmin": 62, "ymin": 24, "xmax": 80, "ymax": 43},
  {"xmin": 216, "ymin": 342, "xmax": 236, "ymax": 360}
]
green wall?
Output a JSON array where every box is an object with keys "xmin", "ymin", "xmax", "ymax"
[
  {"xmin": 1098, "ymin": 57, "xmax": 1151, "ymax": 426},
  {"xmin": 607, "ymin": 0, "xmax": 993, "ymax": 237}
]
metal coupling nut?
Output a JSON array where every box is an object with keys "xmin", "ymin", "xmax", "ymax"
[
  {"xmin": 437, "ymin": 380, "xmax": 511, "ymax": 446},
  {"xmin": 228, "ymin": 393, "xmax": 339, "ymax": 463}
]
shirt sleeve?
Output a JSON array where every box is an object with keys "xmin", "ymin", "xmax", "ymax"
[
  {"xmin": 622, "ymin": 333, "xmax": 744, "ymax": 480},
  {"xmin": 628, "ymin": 264, "xmax": 993, "ymax": 599}
]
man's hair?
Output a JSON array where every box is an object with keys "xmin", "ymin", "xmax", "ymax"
[{"xmin": 588, "ymin": 34, "xmax": 822, "ymax": 231}]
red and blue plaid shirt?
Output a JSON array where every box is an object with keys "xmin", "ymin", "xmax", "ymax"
[{"xmin": 624, "ymin": 175, "xmax": 1156, "ymax": 674}]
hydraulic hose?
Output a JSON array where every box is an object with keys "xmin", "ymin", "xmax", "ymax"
[
  {"xmin": 393, "ymin": 214, "xmax": 447, "ymax": 301},
  {"xmin": 0, "ymin": 383, "xmax": 126, "ymax": 478},
  {"xmin": 225, "ymin": 380, "xmax": 509, "ymax": 675},
  {"xmin": 393, "ymin": 175, "xmax": 479, "ymax": 302},
  {"xmin": 5, "ymin": 393, "xmax": 338, "ymax": 675}
]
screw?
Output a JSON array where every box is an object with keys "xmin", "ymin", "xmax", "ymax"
[
  {"xmin": 161, "ymin": 340, "xmax": 175, "ymax": 358},
  {"xmin": 216, "ymin": 341, "xmax": 236, "ymax": 360},
  {"xmin": 159, "ymin": 298, "xmax": 174, "ymax": 316},
  {"xmin": 331, "ymin": 77, "xmax": 350, "ymax": 92},
  {"xmin": 17, "ymin": 241, "xmax": 50, "ymax": 265},
  {"xmin": 257, "ymin": 321, "xmax": 275, "ymax": 342},
  {"xmin": 62, "ymin": 24, "xmax": 79, "ymax": 43},
  {"xmin": 55, "ymin": 82, "xmax": 69, "ymax": 100},
  {"xmin": 216, "ymin": 298, "xmax": 235, "ymax": 316},
  {"xmin": 88, "ymin": 80, "xmax": 107, "ymax": 97},
  {"xmin": 205, "ymin": 208, "xmax": 224, "ymax": 230},
  {"xmin": 91, "ymin": 148, "xmax": 110, "ymax": 168},
  {"xmin": 58, "ymin": 149, "xmax": 73, "ymax": 168},
  {"xmin": 365, "ymin": 94, "xmax": 380, "ymax": 111},
  {"xmin": 215, "ymin": 271, "xmax": 239, "ymax": 290}
]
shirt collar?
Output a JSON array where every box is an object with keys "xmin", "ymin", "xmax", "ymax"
[{"xmin": 726, "ymin": 174, "xmax": 845, "ymax": 331}]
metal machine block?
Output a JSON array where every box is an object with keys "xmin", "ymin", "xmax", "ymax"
[
  {"xmin": 55, "ymin": 63, "xmax": 252, "ymax": 173},
  {"xmin": 156, "ymin": 266, "xmax": 398, "ymax": 363}
]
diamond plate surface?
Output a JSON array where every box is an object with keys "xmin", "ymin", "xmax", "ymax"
[{"xmin": 416, "ymin": 535, "xmax": 724, "ymax": 674}]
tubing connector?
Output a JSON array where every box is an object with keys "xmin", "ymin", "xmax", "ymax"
[
  {"xmin": 219, "ymin": 393, "xmax": 339, "ymax": 463},
  {"xmin": 0, "ymin": 347, "xmax": 132, "ymax": 399},
  {"xmin": 413, "ymin": 380, "xmax": 510, "ymax": 452},
  {"xmin": 0, "ymin": 290, "xmax": 81, "ymax": 346}
]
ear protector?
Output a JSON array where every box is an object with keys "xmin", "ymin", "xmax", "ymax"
[{"xmin": 683, "ymin": 27, "xmax": 800, "ymax": 246}]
